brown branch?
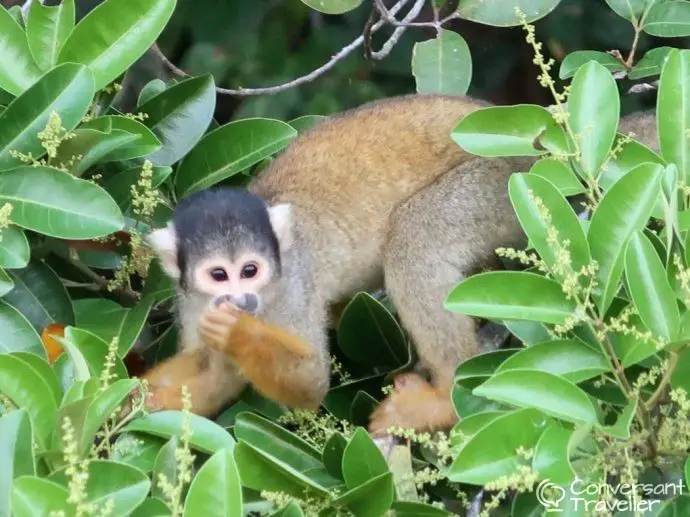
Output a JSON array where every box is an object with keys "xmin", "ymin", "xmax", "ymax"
[
  {"xmin": 371, "ymin": 0, "xmax": 428, "ymax": 60},
  {"xmin": 151, "ymin": 0, "xmax": 411, "ymax": 96},
  {"xmin": 645, "ymin": 352, "xmax": 680, "ymax": 411}
]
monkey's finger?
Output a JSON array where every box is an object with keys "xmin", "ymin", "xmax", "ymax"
[{"xmin": 203, "ymin": 311, "xmax": 238, "ymax": 326}]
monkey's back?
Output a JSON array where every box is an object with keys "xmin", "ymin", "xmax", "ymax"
[{"xmin": 248, "ymin": 94, "xmax": 495, "ymax": 299}]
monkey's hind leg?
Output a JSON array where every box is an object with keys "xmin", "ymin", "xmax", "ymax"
[{"xmin": 368, "ymin": 157, "xmax": 527, "ymax": 437}]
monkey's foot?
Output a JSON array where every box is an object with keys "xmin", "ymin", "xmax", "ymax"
[
  {"xmin": 199, "ymin": 302, "xmax": 240, "ymax": 352},
  {"xmin": 368, "ymin": 372, "xmax": 458, "ymax": 437}
]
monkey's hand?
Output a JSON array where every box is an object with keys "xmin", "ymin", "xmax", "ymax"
[
  {"xmin": 368, "ymin": 372, "xmax": 458, "ymax": 437},
  {"xmin": 199, "ymin": 302, "xmax": 323, "ymax": 408}
]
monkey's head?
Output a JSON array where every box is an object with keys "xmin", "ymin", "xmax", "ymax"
[{"xmin": 147, "ymin": 187, "xmax": 292, "ymax": 314}]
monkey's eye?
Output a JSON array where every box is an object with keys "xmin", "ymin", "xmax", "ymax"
[
  {"xmin": 209, "ymin": 267, "xmax": 229, "ymax": 282},
  {"xmin": 240, "ymin": 262, "xmax": 259, "ymax": 279}
]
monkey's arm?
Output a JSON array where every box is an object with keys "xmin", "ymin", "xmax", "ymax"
[{"xmin": 199, "ymin": 303, "xmax": 329, "ymax": 409}]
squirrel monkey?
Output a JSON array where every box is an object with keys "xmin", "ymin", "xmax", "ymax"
[{"xmin": 142, "ymin": 94, "xmax": 657, "ymax": 436}]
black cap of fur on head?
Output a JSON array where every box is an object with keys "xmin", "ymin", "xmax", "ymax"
[{"xmin": 172, "ymin": 187, "xmax": 282, "ymax": 281}]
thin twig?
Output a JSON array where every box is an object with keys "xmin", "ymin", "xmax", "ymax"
[
  {"xmin": 373, "ymin": 0, "xmax": 460, "ymax": 28},
  {"xmin": 151, "ymin": 0, "xmax": 411, "ymax": 96},
  {"xmin": 371, "ymin": 0, "xmax": 427, "ymax": 59},
  {"xmin": 645, "ymin": 352, "xmax": 680, "ymax": 411}
]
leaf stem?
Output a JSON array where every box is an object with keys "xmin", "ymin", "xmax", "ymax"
[{"xmin": 644, "ymin": 351, "xmax": 680, "ymax": 410}]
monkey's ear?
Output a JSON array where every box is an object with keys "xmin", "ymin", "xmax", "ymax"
[
  {"xmin": 268, "ymin": 203, "xmax": 293, "ymax": 251},
  {"xmin": 147, "ymin": 224, "xmax": 180, "ymax": 279}
]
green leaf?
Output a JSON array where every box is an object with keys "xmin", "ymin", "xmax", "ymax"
[
  {"xmin": 644, "ymin": 2, "xmax": 690, "ymax": 36},
  {"xmin": 331, "ymin": 472, "xmax": 394, "ymax": 517},
  {"xmin": 496, "ymin": 340, "xmax": 609, "ymax": 383},
  {"xmin": 111, "ymin": 433, "xmax": 166, "ymax": 473},
  {"xmin": 451, "ymin": 105, "xmax": 567, "ymax": 157},
  {"xmin": 456, "ymin": 0, "xmax": 561, "ymax": 26},
  {"xmin": 11, "ymin": 476, "xmax": 72, "ymax": 517},
  {"xmin": 183, "ymin": 449, "xmax": 243, "ymax": 517},
  {"xmin": 138, "ymin": 78, "xmax": 167, "ymax": 106},
  {"xmin": 0, "ymin": 6, "xmax": 42, "ymax": 96},
  {"xmin": 0, "ymin": 300, "xmax": 43, "ymax": 357},
  {"xmin": 103, "ymin": 164, "xmax": 172, "ymax": 211},
  {"xmin": 0, "ymin": 411, "xmax": 35, "ymax": 517},
  {"xmin": 559, "ymin": 51, "xmax": 627, "ymax": 80},
  {"xmin": 448, "ymin": 408, "xmax": 548, "ymax": 484},
  {"xmin": 0, "ymin": 166, "xmax": 123, "ymax": 239},
  {"xmin": 0, "ymin": 62, "xmax": 94, "ymax": 170},
  {"xmin": 568, "ymin": 61, "xmax": 620, "ymax": 178},
  {"xmin": 53, "ymin": 128, "xmax": 139, "ymax": 177},
  {"xmin": 3, "ymin": 261, "xmax": 74, "ymax": 330},
  {"xmin": 299, "ymin": 0, "xmax": 363, "ymax": 15},
  {"xmin": 611, "ymin": 312, "xmax": 659, "ymax": 367},
  {"xmin": 529, "ymin": 158, "xmax": 585, "ymax": 196},
  {"xmin": 629, "ymin": 47, "xmax": 674, "ymax": 79},
  {"xmin": 0, "ymin": 268, "xmax": 13, "ymax": 296},
  {"xmin": 151, "ymin": 436, "xmax": 178, "ymax": 500},
  {"xmin": 599, "ymin": 134, "xmax": 664, "ymax": 190},
  {"xmin": 342, "ymin": 427, "xmax": 389, "ymax": 489},
  {"xmin": 12, "ymin": 351, "xmax": 61, "ymax": 406},
  {"xmin": 81, "ymin": 115, "xmax": 162, "ymax": 161},
  {"xmin": 605, "ymin": 0, "xmax": 649, "ymax": 21},
  {"xmin": 139, "ymin": 74, "xmax": 216, "ymax": 167},
  {"xmin": 61, "ymin": 327, "xmax": 127, "ymax": 380},
  {"xmin": 503, "ymin": 320, "xmax": 552, "ymax": 345},
  {"xmin": 0, "ymin": 225, "xmax": 29, "ymax": 269},
  {"xmin": 532, "ymin": 425, "xmax": 575, "ymax": 484},
  {"xmin": 599, "ymin": 399, "xmax": 637, "ymax": 439},
  {"xmin": 117, "ymin": 295, "xmax": 155, "ymax": 356},
  {"xmin": 411, "ymin": 29, "xmax": 472, "ymax": 96},
  {"xmin": 452, "ymin": 411, "xmax": 506, "ymax": 444},
  {"xmin": 337, "ymin": 292, "xmax": 409, "ymax": 369},
  {"xmin": 658, "ymin": 49, "xmax": 690, "ymax": 181},
  {"xmin": 588, "ymin": 163, "xmax": 664, "ymax": 312},
  {"xmin": 57, "ymin": 0, "xmax": 177, "ymax": 91},
  {"xmin": 322, "ymin": 432, "xmax": 347, "ymax": 480},
  {"xmin": 455, "ymin": 349, "xmax": 517, "ymax": 382},
  {"xmin": 49, "ymin": 460, "xmax": 150, "ymax": 516},
  {"xmin": 445, "ymin": 271, "xmax": 577, "ymax": 324},
  {"xmin": 26, "ymin": 0, "xmax": 75, "ymax": 70},
  {"xmin": 123, "ymin": 410, "xmax": 235, "ymax": 455},
  {"xmin": 82, "ymin": 379, "xmax": 138, "ymax": 454},
  {"xmin": 474, "ymin": 369, "xmax": 600, "ymax": 425},
  {"xmin": 288, "ymin": 115, "xmax": 325, "ymax": 134},
  {"xmin": 131, "ymin": 497, "xmax": 170, "ymax": 517},
  {"xmin": 0, "ymin": 354, "xmax": 57, "ymax": 450},
  {"xmin": 624, "ymin": 231, "xmax": 680, "ymax": 341},
  {"xmin": 175, "ymin": 117, "xmax": 297, "ymax": 197},
  {"xmin": 233, "ymin": 441, "xmax": 330, "ymax": 498},
  {"xmin": 509, "ymin": 173, "xmax": 590, "ymax": 280},
  {"xmin": 391, "ymin": 501, "xmax": 452, "ymax": 516}
]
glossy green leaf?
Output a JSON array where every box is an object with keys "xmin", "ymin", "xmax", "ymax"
[
  {"xmin": 11, "ymin": 476, "xmax": 72, "ymax": 517},
  {"xmin": 599, "ymin": 399, "xmax": 637, "ymax": 439},
  {"xmin": 3, "ymin": 260, "xmax": 74, "ymax": 330},
  {"xmin": 53, "ymin": 128, "xmax": 139, "ymax": 176},
  {"xmin": 111, "ymin": 432, "xmax": 166, "ymax": 473},
  {"xmin": 0, "ymin": 166, "xmax": 123, "ymax": 239},
  {"xmin": 139, "ymin": 74, "xmax": 216, "ymax": 166},
  {"xmin": 452, "ymin": 383, "xmax": 509, "ymax": 418},
  {"xmin": 568, "ymin": 61, "xmax": 620, "ymax": 178},
  {"xmin": 599, "ymin": 134, "xmax": 664, "ymax": 190},
  {"xmin": 49, "ymin": 460, "xmax": 150, "ymax": 516},
  {"xmin": 62, "ymin": 327, "xmax": 128, "ymax": 380},
  {"xmin": 331, "ymin": 472, "xmax": 394, "ymax": 517},
  {"xmin": 0, "ymin": 225, "xmax": 29, "ymax": 269},
  {"xmin": 322, "ymin": 432, "xmax": 347, "ymax": 480},
  {"xmin": 103, "ymin": 163, "xmax": 172, "ymax": 211},
  {"xmin": 629, "ymin": 46, "xmax": 674, "ymax": 79},
  {"xmin": 452, "ymin": 411, "xmax": 506, "ymax": 445},
  {"xmin": 130, "ymin": 497, "xmax": 170, "ymax": 517},
  {"xmin": 0, "ymin": 411, "xmax": 35, "ymax": 517},
  {"xmin": 532, "ymin": 425, "xmax": 575, "ymax": 484},
  {"xmin": 611, "ymin": 312, "xmax": 659, "ymax": 367},
  {"xmin": 496, "ymin": 340, "xmax": 609, "ymax": 383},
  {"xmin": 605, "ymin": 0, "xmax": 649, "ymax": 21},
  {"xmin": 26, "ymin": 0, "xmax": 75, "ymax": 70},
  {"xmin": 390, "ymin": 501, "xmax": 452, "ymax": 516},
  {"xmin": 411, "ymin": 29, "xmax": 472, "ymax": 96},
  {"xmin": 0, "ymin": 268, "xmax": 13, "ymax": 296},
  {"xmin": 123, "ymin": 410, "xmax": 235, "ymax": 455},
  {"xmin": 503, "ymin": 320, "xmax": 552, "ymax": 345},
  {"xmin": 474, "ymin": 369, "xmax": 600, "ymax": 425},
  {"xmin": 451, "ymin": 105, "xmax": 567, "ymax": 157},
  {"xmin": 117, "ymin": 295, "xmax": 155, "ymax": 355},
  {"xmin": 183, "ymin": 449, "xmax": 242, "ymax": 517},
  {"xmin": 73, "ymin": 298, "xmax": 128, "ymax": 342},
  {"xmin": 509, "ymin": 173, "xmax": 590, "ymax": 279},
  {"xmin": 658, "ymin": 49, "xmax": 690, "ymax": 181},
  {"xmin": 151, "ymin": 436, "xmax": 178, "ymax": 500},
  {"xmin": 175, "ymin": 117, "xmax": 297, "ymax": 197},
  {"xmin": 82, "ymin": 379, "xmax": 138, "ymax": 454},
  {"xmin": 445, "ymin": 271, "xmax": 577, "ymax": 324},
  {"xmin": 0, "ymin": 6, "xmax": 42, "ymax": 96},
  {"xmin": 0, "ymin": 300, "xmax": 43, "ymax": 357},
  {"xmin": 299, "ymin": 0, "xmax": 363, "ymax": 15},
  {"xmin": 644, "ymin": 2, "xmax": 690, "ymax": 36},
  {"xmin": 559, "ymin": 51, "xmax": 626, "ymax": 79},
  {"xmin": 624, "ymin": 231, "xmax": 680, "ymax": 341},
  {"xmin": 0, "ymin": 354, "xmax": 57, "ymax": 450},
  {"xmin": 588, "ymin": 163, "xmax": 664, "ymax": 312},
  {"xmin": 528, "ymin": 158, "xmax": 585, "ymax": 196},
  {"xmin": 456, "ymin": 0, "xmax": 561, "ymax": 26},
  {"xmin": 342, "ymin": 427, "xmax": 389, "ymax": 489},
  {"xmin": 337, "ymin": 292, "xmax": 408, "ymax": 369},
  {"xmin": 448, "ymin": 408, "xmax": 548, "ymax": 484},
  {"xmin": 82, "ymin": 115, "xmax": 162, "ymax": 161},
  {"xmin": 233, "ymin": 441, "xmax": 330, "ymax": 497},
  {"xmin": 288, "ymin": 115, "xmax": 325, "ymax": 133},
  {"xmin": 57, "ymin": 0, "xmax": 176, "ymax": 91},
  {"xmin": 0, "ymin": 62, "xmax": 94, "ymax": 170},
  {"xmin": 137, "ymin": 78, "xmax": 167, "ymax": 106},
  {"xmin": 455, "ymin": 349, "xmax": 517, "ymax": 382},
  {"xmin": 12, "ymin": 352, "xmax": 61, "ymax": 406}
]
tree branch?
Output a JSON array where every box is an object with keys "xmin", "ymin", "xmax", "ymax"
[
  {"xmin": 151, "ymin": 0, "xmax": 411, "ymax": 96},
  {"xmin": 370, "ymin": 0, "xmax": 427, "ymax": 60}
]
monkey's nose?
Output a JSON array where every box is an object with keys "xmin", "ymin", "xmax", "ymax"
[{"xmin": 236, "ymin": 293, "xmax": 258, "ymax": 313}]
